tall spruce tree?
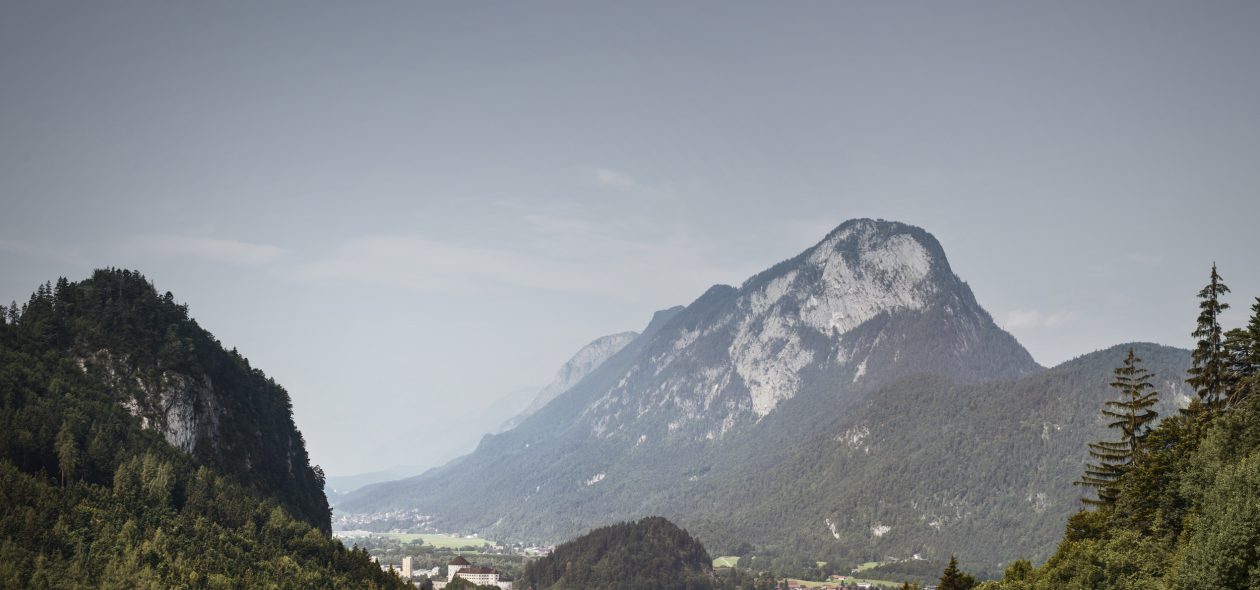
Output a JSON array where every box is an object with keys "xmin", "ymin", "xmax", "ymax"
[
  {"xmin": 937, "ymin": 555, "xmax": 976, "ymax": 590},
  {"xmin": 1075, "ymin": 348, "xmax": 1160, "ymax": 506},
  {"xmin": 55, "ymin": 422, "xmax": 79, "ymax": 487},
  {"xmin": 1224, "ymin": 328, "xmax": 1254, "ymax": 406},
  {"xmin": 1188, "ymin": 263, "xmax": 1231, "ymax": 412}
]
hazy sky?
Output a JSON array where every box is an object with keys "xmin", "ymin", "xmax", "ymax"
[{"xmin": 3, "ymin": 2, "xmax": 1259, "ymax": 475}]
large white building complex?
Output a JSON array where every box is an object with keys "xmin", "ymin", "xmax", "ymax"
[{"xmin": 432, "ymin": 555, "xmax": 512, "ymax": 590}]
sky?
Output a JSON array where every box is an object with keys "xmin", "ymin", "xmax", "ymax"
[{"xmin": 2, "ymin": 1, "xmax": 1259, "ymax": 475}]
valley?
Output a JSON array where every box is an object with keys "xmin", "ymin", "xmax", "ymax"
[
  {"xmin": 334, "ymin": 220, "xmax": 1193, "ymax": 570},
  {"xmin": 4, "ymin": 3, "xmax": 1258, "ymax": 588},
  {"xmin": 3, "ymin": 220, "xmax": 1252, "ymax": 590}
]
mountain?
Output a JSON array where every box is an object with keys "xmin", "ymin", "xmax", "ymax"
[
  {"xmin": 499, "ymin": 331, "xmax": 639, "ymax": 432},
  {"xmin": 329, "ymin": 332, "xmax": 643, "ymax": 497},
  {"xmin": 339, "ymin": 219, "xmax": 1192, "ymax": 568},
  {"xmin": 522, "ymin": 516, "xmax": 716, "ymax": 590},
  {"xmin": 0, "ymin": 270, "xmax": 407, "ymax": 588},
  {"xmin": 758, "ymin": 342, "xmax": 1190, "ymax": 569},
  {"xmin": 327, "ymin": 464, "xmax": 432, "ymax": 498},
  {"xmin": 337, "ymin": 385, "xmax": 542, "ymax": 496}
]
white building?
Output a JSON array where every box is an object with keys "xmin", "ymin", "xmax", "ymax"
[
  {"xmin": 432, "ymin": 555, "xmax": 512, "ymax": 590},
  {"xmin": 402, "ymin": 556, "xmax": 413, "ymax": 578},
  {"xmin": 454, "ymin": 566, "xmax": 511, "ymax": 590},
  {"xmin": 447, "ymin": 555, "xmax": 471, "ymax": 580}
]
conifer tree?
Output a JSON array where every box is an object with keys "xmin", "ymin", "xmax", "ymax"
[
  {"xmin": 1224, "ymin": 328, "xmax": 1254, "ymax": 406},
  {"xmin": 55, "ymin": 422, "xmax": 79, "ymax": 486},
  {"xmin": 1075, "ymin": 348, "xmax": 1159, "ymax": 506},
  {"xmin": 1221, "ymin": 297, "xmax": 1260, "ymax": 406},
  {"xmin": 937, "ymin": 555, "xmax": 976, "ymax": 590},
  {"xmin": 1245, "ymin": 297, "xmax": 1260, "ymax": 368},
  {"xmin": 1188, "ymin": 263, "xmax": 1230, "ymax": 412}
]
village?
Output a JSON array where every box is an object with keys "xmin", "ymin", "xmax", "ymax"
[
  {"xmin": 369, "ymin": 554, "xmax": 928, "ymax": 590},
  {"xmin": 336, "ymin": 511, "xmax": 938, "ymax": 589}
]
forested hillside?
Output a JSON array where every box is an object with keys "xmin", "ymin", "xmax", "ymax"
[
  {"xmin": 522, "ymin": 517, "xmax": 717, "ymax": 590},
  {"xmin": 630, "ymin": 342, "xmax": 1190, "ymax": 571},
  {"xmin": 970, "ymin": 271, "xmax": 1260, "ymax": 589},
  {"xmin": 0, "ymin": 269, "xmax": 407, "ymax": 588}
]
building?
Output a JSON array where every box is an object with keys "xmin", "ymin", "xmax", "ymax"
[
  {"xmin": 403, "ymin": 556, "xmax": 413, "ymax": 579},
  {"xmin": 431, "ymin": 555, "xmax": 512, "ymax": 590},
  {"xmin": 447, "ymin": 555, "xmax": 471, "ymax": 580},
  {"xmin": 455, "ymin": 566, "xmax": 505, "ymax": 587}
]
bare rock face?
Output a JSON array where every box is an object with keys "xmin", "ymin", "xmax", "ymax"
[
  {"xmin": 143, "ymin": 372, "xmax": 220, "ymax": 454},
  {"xmin": 569, "ymin": 218, "xmax": 1038, "ymax": 442},
  {"xmin": 43, "ymin": 269, "xmax": 331, "ymax": 532},
  {"xmin": 85, "ymin": 350, "xmax": 222, "ymax": 454}
]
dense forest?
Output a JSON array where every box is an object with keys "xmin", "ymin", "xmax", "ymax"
[
  {"xmin": 0, "ymin": 269, "xmax": 408, "ymax": 588},
  {"xmin": 522, "ymin": 517, "xmax": 719, "ymax": 590},
  {"xmin": 944, "ymin": 266, "xmax": 1260, "ymax": 589}
]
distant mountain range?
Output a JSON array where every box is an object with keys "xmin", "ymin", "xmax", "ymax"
[
  {"xmin": 339, "ymin": 219, "xmax": 1193, "ymax": 569},
  {"xmin": 328, "ymin": 385, "xmax": 540, "ymax": 497},
  {"xmin": 500, "ymin": 331, "xmax": 639, "ymax": 433},
  {"xmin": 327, "ymin": 334, "xmax": 640, "ymax": 497}
]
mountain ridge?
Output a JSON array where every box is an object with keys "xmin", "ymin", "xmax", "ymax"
[
  {"xmin": 340, "ymin": 219, "xmax": 1096, "ymax": 566},
  {"xmin": 500, "ymin": 331, "xmax": 639, "ymax": 433}
]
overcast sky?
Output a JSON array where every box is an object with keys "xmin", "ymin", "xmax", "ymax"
[{"xmin": 3, "ymin": 1, "xmax": 1259, "ymax": 475}]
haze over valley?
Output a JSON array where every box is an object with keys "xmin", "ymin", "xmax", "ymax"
[{"xmin": 3, "ymin": 2, "xmax": 1260, "ymax": 589}]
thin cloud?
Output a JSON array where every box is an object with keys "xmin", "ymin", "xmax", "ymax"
[
  {"xmin": 126, "ymin": 235, "xmax": 284, "ymax": 265},
  {"xmin": 1126, "ymin": 253, "xmax": 1164, "ymax": 267},
  {"xmin": 1002, "ymin": 309, "xmax": 1079, "ymax": 330},
  {"xmin": 521, "ymin": 213, "xmax": 599, "ymax": 236},
  {"xmin": 0, "ymin": 239, "xmax": 50, "ymax": 258},
  {"xmin": 594, "ymin": 167, "xmax": 642, "ymax": 191},
  {"xmin": 592, "ymin": 166, "xmax": 673, "ymax": 197},
  {"xmin": 293, "ymin": 231, "xmax": 751, "ymax": 306},
  {"xmin": 0, "ymin": 239, "xmax": 86, "ymax": 264}
]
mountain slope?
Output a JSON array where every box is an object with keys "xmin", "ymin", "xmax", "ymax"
[
  {"xmin": 500, "ymin": 331, "xmax": 639, "ymax": 432},
  {"xmin": 981, "ymin": 355, "xmax": 1260, "ymax": 589},
  {"xmin": 340, "ymin": 220, "xmax": 1050, "ymax": 556},
  {"xmin": 0, "ymin": 270, "xmax": 406, "ymax": 588},
  {"xmin": 696, "ymin": 342, "xmax": 1190, "ymax": 569}
]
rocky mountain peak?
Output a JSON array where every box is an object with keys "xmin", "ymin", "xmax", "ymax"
[
  {"xmin": 741, "ymin": 218, "xmax": 953, "ymax": 341},
  {"xmin": 338, "ymin": 220, "xmax": 1054, "ymax": 560},
  {"xmin": 572, "ymin": 219, "xmax": 1035, "ymax": 434}
]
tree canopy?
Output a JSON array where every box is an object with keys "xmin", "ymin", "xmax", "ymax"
[{"xmin": 0, "ymin": 270, "xmax": 408, "ymax": 588}]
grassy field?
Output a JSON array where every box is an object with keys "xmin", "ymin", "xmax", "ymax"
[
  {"xmin": 371, "ymin": 532, "xmax": 493, "ymax": 549},
  {"xmin": 713, "ymin": 556, "xmax": 740, "ymax": 568},
  {"xmin": 708, "ymin": 556, "xmax": 899, "ymax": 587},
  {"xmin": 789, "ymin": 577, "xmax": 901, "ymax": 588}
]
